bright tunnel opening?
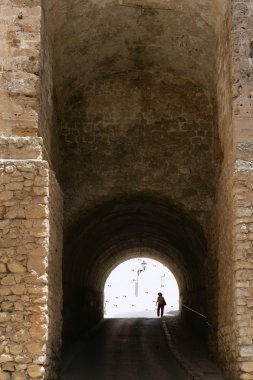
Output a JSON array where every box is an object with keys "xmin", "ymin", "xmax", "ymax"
[{"xmin": 104, "ymin": 258, "xmax": 179, "ymax": 318}]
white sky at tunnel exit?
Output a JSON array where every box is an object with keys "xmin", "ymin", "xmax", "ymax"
[{"xmin": 104, "ymin": 258, "xmax": 179, "ymax": 318}]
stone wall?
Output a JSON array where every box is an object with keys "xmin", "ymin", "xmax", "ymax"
[
  {"xmin": 0, "ymin": 158, "xmax": 47, "ymax": 380},
  {"xmin": 39, "ymin": 0, "xmax": 62, "ymax": 170},
  {"xmin": 61, "ymin": 72, "xmax": 215, "ymax": 231},
  {"xmin": 233, "ymin": 168, "xmax": 253, "ymax": 379},
  {"xmin": 0, "ymin": 1, "xmax": 40, "ymax": 138},
  {"xmin": 210, "ymin": 1, "xmax": 253, "ymax": 379},
  {"xmin": 0, "ymin": 2, "xmax": 64, "ymax": 377},
  {"xmin": 0, "ymin": 138, "xmax": 63, "ymax": 380},
  {"xmin": 209, "ymin": 3, "xmax": 236, "ymax": 375},
  {"xmin": 46, "ymin": 170, "xmax": 63, "ymax": 379},
  {"xmin": 232, "ymin": 0, "xmax": 253, "ymax": 379}
]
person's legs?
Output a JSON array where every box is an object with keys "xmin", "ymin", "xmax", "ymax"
[{"xmin": 157, "ymin": 304, "xmax": 164, "ymax": 317}]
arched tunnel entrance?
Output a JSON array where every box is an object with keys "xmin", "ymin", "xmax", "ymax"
[
  {"xmin": 104, "ymin": 257, "xmax": 180, "ymax": 318},
  {"xmin": 62, "ymin": 197, "xmax": 208, "ymax": 342},
  {"xmin": 2, "ymin": 0, "xmax": 253, "ymax": 377},
  {"xmin": 41, "ymin": 0, "xmax": 223, "ymax": 348},
  {"xmin": 39, "ymin": 0, "xmax": 234, "ymax": 377}
]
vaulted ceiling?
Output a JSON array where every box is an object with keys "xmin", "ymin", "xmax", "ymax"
[{"xmin": 51, "ymin": 0, "xmax": 227, "ymax": 107}]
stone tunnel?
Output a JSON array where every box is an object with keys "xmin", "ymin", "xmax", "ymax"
[
  {"xmin": 0, "ymin": 0, "xmax": 253, "ymax": 379},
  {"xmin": 62, "ymin": 196, "xmax": 208, "ymax": 340}
]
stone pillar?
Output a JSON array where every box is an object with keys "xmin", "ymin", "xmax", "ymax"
[
  {"xmin": 213, "ymin": 1, "xmax": 253, "ymax": 379},
  {"xmin": 0, "ymin": 2, "xmax": 40, "ymax": 137},
  {"xmin": 0, "ymin": 138, "xmax": 63, "ymax": 380},
  {"xmin": 0, "ymin": 2, "xmax": 63, "ymax": 379},
  {"xmin": 232, "ymin": 1, "xmax": 253, "ymax": 379}
]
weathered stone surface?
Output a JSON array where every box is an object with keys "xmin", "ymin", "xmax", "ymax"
[
  {"xmin": 9, "ymin": 345, "xmax": 23, "ymax": 356},
  {"xmin": 10, "ymin": 285, "xmax": 25, "ymax": 295},
  {"xmin": 25, "ymin": 205, "xmax": 48, "ymax": 219},
  {"xmin": 0, "ymin": 313, "xmax": 11, "ymax": 322},
  {"xmin": 27, "ymin": 256, "xmax": 46, "ymax": 275},
  {"xmin": 29, "ymin": 324, "xmax": 47, "ymax": 340},
  {"xmin": 11, "ymin": 375, "xmax": 26, "ymax": 380},
  {"xmin": 14, "ymin": 355, "xmax": 32, "ymax": 364},
  {"xmin": 0, "ymin": 192, "xmax": 13, "ymax": 202},
  {"xmin": 0, "ymin": 161, "xmax": 62, "ymax": 379},
  {"xmin": 240, "ymin": 362, "xmax": 253, "ymax": 373},
  {"xmin": 240, "ymin": 346, "xmax": 253, "ymax": 357},
  {"xmin": 25, "ymin": 342, "xmax": 44, "ymax": 355},
  {"xmin": 0, "ymin": 263, "xmax": 7, "ymax": 273},
  {"xmin": 0, "ymin": 371, "xmax": 11, "ymax": 380},
  {"xmin": 27, "ymin": 364, "xmax": 44, "ymax": 378},
  {"xmin": 0, "ymin": 137, "xmax": 43, "ymax": 160},
  {"xmin": 1, "ymin": 276, "xmax": 16, "ymax": 286},
  {"xmin": 240, "ymin": 374, "xmax": 253, "ymax": 380},
  {"xmin": 7, "ymin": 262, "xmax": 26, "ymax": 274},
  {"xmin": 0, "ymin": 355, "xmax": 13, "ymax": 364}
]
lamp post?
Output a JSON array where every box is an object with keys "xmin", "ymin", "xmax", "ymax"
[
  {"xmin": 161, "ymin": 273, "xmax": 165, "ymax": 288},
  {"xmin": 135, "ymin": 260, "xmax": 147, "ymax": 297}
]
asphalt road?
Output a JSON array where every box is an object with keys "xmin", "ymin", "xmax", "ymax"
[{"xmin": 62, "ymin": 318, "xmax": 189, "ymax": 380}]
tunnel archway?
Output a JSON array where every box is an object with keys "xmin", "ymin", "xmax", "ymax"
[
  {"xmin": 41, "ymin": 0, "xmax": 226, "ymax": 238},
  {"xmin": 40, "ymin": 0, "xmax": 231, "ymax": 373},
  {"xmin": 40, "ymin": 0, "xmax": 226, "ymax": 348},
  {"xmin": 104, "ymin": 257, "xmax": 180, "ymax": 318},
  {"xmin": 62, "ymin": 195, "xmax": 208, "ymax": 341},
  {"xmin": 3, "ymin": 0, "xmax": 253, "ymax": 376}
]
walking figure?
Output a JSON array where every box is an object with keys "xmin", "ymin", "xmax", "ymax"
[{"xmin": 156, "ymin": 292, "xmax": 166, "ymax": 317}]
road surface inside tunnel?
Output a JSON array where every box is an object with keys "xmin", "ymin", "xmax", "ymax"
[{"xmin": 61, "ymin": 318, "xmax": 189, "ymax": 380}]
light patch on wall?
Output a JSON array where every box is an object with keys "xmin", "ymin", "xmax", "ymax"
[{"xmin": 104, "ymin": 257, "xmax": 179, "ymax": 318}]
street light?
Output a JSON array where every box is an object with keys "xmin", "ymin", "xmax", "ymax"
[
  {"xmin": 135, "ymin": 260, "xmax": 147, "ymax": 297},
  {"xmin": 141, "ymin": 260, "xmax": 147, "ymax": 270}
]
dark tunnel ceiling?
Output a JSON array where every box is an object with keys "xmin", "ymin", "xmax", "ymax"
[
  {"xmin": 63, "ymin": 197, "xmax": 207, "ymax": 292},
  {"xmin": 52, "ymin": 0, "xmax": 228, "ymax": 106},
  {"xmin": 49, "ymin": 0, "xmax": 228, "ymax": 232},
  {"xmin": 49, "ymin": 0, "xmax": 227, "ymax": 293}
]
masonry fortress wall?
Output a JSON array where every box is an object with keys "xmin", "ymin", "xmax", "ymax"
[
  {"xmin": 0, "ymin": 0, "xmax": 253, "ymax": 379},
  {"xmin": 0, "ymin": 3, "xmax": 63, "ymax": 380}
]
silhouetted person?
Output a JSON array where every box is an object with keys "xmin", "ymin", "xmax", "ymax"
[{"xmin": 156, "ymin": 292, "xmax": 166, "ymax": 317}]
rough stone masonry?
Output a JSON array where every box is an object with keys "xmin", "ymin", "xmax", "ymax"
[{"xmin": 0, "ymin": 0, "xmax": 253, "ymax": 379}]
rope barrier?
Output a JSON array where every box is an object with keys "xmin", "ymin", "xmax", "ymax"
[{"xmin": 181, "ymin": 304, "xmax": 213, "ymax": 328}]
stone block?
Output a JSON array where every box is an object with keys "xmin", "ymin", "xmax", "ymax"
[
  {"xmin": 0, "ymin": 355, "xmax": 13, "ymax": 364},
  {"xmin": 240, "ymin": 362, "xmax": 253, "ymax": 373},
  {"xmin": 0, "ymin": 313, "xmax": 11, "ymax": 322},
  {"xmin": 25, "ymin": 342, "xmax": 44, "ymax": 355},
  {"xmin": 27, "ymin": 365, "xmax": 44, "ymax": 378},
  {"xmin": 10, "ymin": 285, "xmax": 25, "ymax": 295},
  {"xmin": 9, "ymin": 345, "xmax": 23, "ymax": 356},
  {"xmin": 0, "ymin": 372, "xmax": 11, "ymax": 380},
  {"xmin": 27, "ymin": 256, "xmax": 47, "ymax": 276},
  {"xmin": 1, "ymin": 302, "xmax": 14, "ymax": 312},
  {"xmin": 7, "ymin": 262, "xmax": 26, "ymax": 274},
  {"xmin": 5, "ymin": 206, "xmax": 25, "ymax": 219},
  {"xmin": 5, "ymin": 183, "xmax": 23, "ymax": 191},
  {"xmin": 0, "ymin": 192, "xmax": 13, "ymax": 201},
  {"xmin": 240, "ymin": 346, "xmax": 253, "ymax": 357},
  {"xmin": 29, "ymin": 324, "xmax": 47, "ymax": 340},
  {"xmin": 14, "ymin": 355, "xmax": 32, "ymax": 364},
  {"xmin": 240, "ymin": 374, "xmax": 253, "ymax": 380},
  {"xmin": 25, "ymin": 204, "xmax": 48, "ymax": 219},
  {"xmin": 0, "ymin": 263, "xmax": 7, "ymax": 273},
  {"xmin": 11, "ymin": 375, "xmax": 26, "ymax": 380}
]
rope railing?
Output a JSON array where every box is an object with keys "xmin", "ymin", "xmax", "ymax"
[{"xmin": 181, "ymin": 304, "xmax": 213, "ymax": 328}]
